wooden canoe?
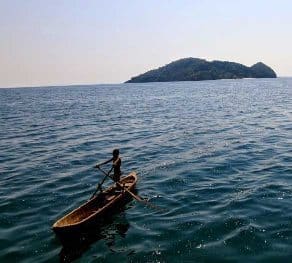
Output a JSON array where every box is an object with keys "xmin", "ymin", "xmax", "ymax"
[{"xmin": 52, "ymin": 172, "xmax": 137, "ymax": 238}]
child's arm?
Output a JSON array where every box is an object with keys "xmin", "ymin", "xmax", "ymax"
[{"xmin": 95, "ymin": 158, "xmax": 113, "ymax": 168}]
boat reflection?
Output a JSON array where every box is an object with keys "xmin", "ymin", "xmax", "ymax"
[{"xmin": 58, "ymin": 210, "xmax": 130, "ymax": 262}]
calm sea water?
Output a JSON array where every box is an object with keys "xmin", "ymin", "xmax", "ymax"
[{"xmin": 0, "ymin": 78, "xmax": 291, "ymax": 262}]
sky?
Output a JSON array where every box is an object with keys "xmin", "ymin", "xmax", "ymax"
[{"xmin": 0, "ymin": 0, "xmax": 292, "ymax": 88}]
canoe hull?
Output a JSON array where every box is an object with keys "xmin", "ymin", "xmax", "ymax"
[{"xmin": 52, "ymin": 172, "xmax": 137, "ymax": 244}]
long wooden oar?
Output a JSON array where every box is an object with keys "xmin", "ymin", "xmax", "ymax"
[
  {"xmin": 97, "ymin": 167, "xmax": 165, "ymax": 212},
  {"xmin": 89, "ymin": 167, "xmax": 114, "ymax": 200},
  {"xmin": 89, "ymin": 186, "xmax": 101, "ymax": 200},
  {"xmin": 97, "ymin": 167, "xmax": 143, "ymax": 202}
]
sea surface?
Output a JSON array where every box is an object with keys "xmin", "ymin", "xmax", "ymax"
[{"xmin": 0, "ymin": 78, "xmax": 291, "ymax": 262}]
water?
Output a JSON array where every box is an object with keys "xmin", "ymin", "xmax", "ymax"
[{"xmin": 0, "ymin": 78, "xmax": 291, "ymax": 262}]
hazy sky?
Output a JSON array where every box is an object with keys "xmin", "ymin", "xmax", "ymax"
[{"xmin": 1, "ymin": 0, "xmax": 292, "ymax": 87}]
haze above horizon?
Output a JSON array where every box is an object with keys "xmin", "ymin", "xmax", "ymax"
[{"xmin": 1, "ymin": 0, "xmax": 292, "ymax": 88}]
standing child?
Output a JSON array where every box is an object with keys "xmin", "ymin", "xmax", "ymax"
[{"xmin": 95, "ymin": 149, "xmax": 122, "ymax": 182}]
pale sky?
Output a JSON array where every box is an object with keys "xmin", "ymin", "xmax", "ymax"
[{"xmin": 1, "ymin": 0, "xmax": 292, "ymax": 88}]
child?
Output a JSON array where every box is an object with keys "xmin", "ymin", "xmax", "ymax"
[{"xmin": 95, "ymin": 149, "xmax": 122, "ymax": 182}]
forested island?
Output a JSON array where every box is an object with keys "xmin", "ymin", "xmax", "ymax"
[{"xmin": 126, "ymin": 58, "xmax": 277, "ymax": 83}]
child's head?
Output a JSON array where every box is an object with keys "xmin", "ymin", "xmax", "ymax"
[{"xmin": 113, "ymin": 148, "xmax": 120, "ymax": 157}]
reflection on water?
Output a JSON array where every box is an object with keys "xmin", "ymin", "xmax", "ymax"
[{"xmin": 59, "ymin": 211, "xmax": 130, "ymax": 262}]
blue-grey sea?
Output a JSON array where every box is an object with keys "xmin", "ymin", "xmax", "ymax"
[{"xmin": 0, "ymin": 78, "xmax": 291, "ymax": 262}]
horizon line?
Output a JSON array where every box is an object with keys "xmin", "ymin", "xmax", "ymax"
[{"xmin": 0, "ymin": 76, "xmax": 291, "ymax": 89}]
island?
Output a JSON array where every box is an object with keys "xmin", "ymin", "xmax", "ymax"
[{"xmin": 125, "ymin": 58, "xmax": 277, "ymax": 83}]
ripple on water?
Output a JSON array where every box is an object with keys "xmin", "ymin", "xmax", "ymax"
[{"xmin": 0, "ymin": 79, "xmax": 292, "ymax": 262}]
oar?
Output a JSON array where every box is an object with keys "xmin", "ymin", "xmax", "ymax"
[
  {"xmin": 97, "ymin": 167, "xmax": 166, "ymax": 212},
  {"xmin": 97, "ymin": 167, "xmax": 142, "ymax": 202},
  {"xmin": 89, "ymin": 167, "xmax": 114, "ymax": 200},
  {"xmin": 89, "ymin": 187, "xmax": 100, "ymax": 200}
]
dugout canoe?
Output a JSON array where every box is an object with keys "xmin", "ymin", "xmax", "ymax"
[{"xmin": 52, "ymin": 172, "xmax": 137, "ymax": 237}]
